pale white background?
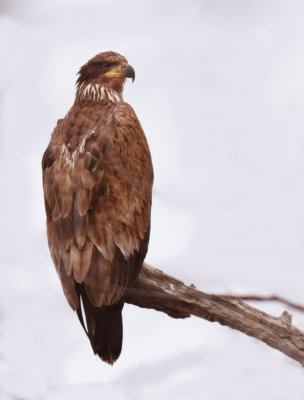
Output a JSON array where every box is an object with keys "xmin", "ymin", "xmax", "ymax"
[{"xmin": 1, "ymin": 0, "xmax": 304, "ymax": 399}]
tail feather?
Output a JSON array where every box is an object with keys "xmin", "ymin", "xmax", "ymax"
[{"xmin": 76, "ymin": 283, "xmax": 124, "ymax": 364}]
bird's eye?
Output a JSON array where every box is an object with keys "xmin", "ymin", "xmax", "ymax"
[{"xmin": 103, "ymin": 62, "xmax": 111, "ymax": 69}]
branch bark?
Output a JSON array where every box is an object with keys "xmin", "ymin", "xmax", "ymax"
[{"xmin": 124, "ymin": 263, "xmax": 304, "ymax": 366}]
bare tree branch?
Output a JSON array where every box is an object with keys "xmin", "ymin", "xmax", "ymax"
[{"xmin": 124, "ymin": 263, "xmax": 304, "ymax": 366}]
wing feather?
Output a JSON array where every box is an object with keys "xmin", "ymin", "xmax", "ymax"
[
  {"xmin": 71, "ymin": 241, "xmax": 93, "ymax": 283},
  {"xmin": 84, "ymin": 246, "xmax": 111, "ymax": 306},
  {"xmin": 42, "ymin": 101, "xmax": 153, "ymax": 310},
  {"xmin": 58, "ymin": 259, "xmax": 79, "ymax": 310}
]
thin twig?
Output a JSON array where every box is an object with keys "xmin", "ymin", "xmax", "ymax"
[{"xmin": 221, "ymin": 294, "xmax": 304, "ymax": 313}]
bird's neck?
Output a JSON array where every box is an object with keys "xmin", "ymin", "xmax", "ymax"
[{"xmin": 76, "ymin": 83, "xmax": 122, "ymax": 104}]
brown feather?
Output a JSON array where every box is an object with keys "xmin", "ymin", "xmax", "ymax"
[
  {"xmin": 58, "ymin": 260, "xmax": 79, "ymax": 310},
  {"xmin": 71, "ymin": 241, "xmax": 93, "ymax": 283},
  {"xmin": 42, "ymin": 51, "xmax": 153, "ymax": 364},
  {"xmin": 84, "ymin": 247, "xmax": 111, "ymax": 306},
  {"xmin": 73, "ymin": 202, "xmax": 88, "ymax": 248}
]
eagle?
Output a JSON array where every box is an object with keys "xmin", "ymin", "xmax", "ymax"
[{"xmin": 42, "ymin": 51, "xmax": 153, "ymax": 364}]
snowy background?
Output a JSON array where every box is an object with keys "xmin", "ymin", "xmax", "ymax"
[{"xmin": 1, "ymin": 0, "xmax": 304, "ymax": 398}]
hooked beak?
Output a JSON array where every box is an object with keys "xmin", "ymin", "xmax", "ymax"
[
  {"xmin": 104, "ymin": 64, "xmax": 135, "ymax": 82},
  {"xmin": 123, "ymin": 64, "xmax": 135, "ymax": 82}
]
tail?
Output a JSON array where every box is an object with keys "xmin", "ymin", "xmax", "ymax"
[{"xmin": 76, "ymin": 284, "xmax": 124, "ymax": 365}]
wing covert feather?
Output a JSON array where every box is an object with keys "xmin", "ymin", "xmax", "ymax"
[{"xmin": 42, "ymin": 101, "xmax": 153, "ymax": 308}]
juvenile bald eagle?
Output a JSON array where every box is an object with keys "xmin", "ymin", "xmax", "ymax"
[{"xmin": 42, "ymin": 51, "xmax": 153, "ymax": 364}]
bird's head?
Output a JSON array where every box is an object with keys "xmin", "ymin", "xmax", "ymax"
[{"xmin": 76, "ymin": 51, "xmax": 135, "ymax": 102}]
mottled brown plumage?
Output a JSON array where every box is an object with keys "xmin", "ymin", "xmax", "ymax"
[{"xmin": 42, "ymin": 51, "xmax": 153, "ymax": 364}]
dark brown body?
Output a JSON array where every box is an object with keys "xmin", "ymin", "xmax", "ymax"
[{"xmin": 42, "ymin": 52, "xmax": 153, "ymax": 364}]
